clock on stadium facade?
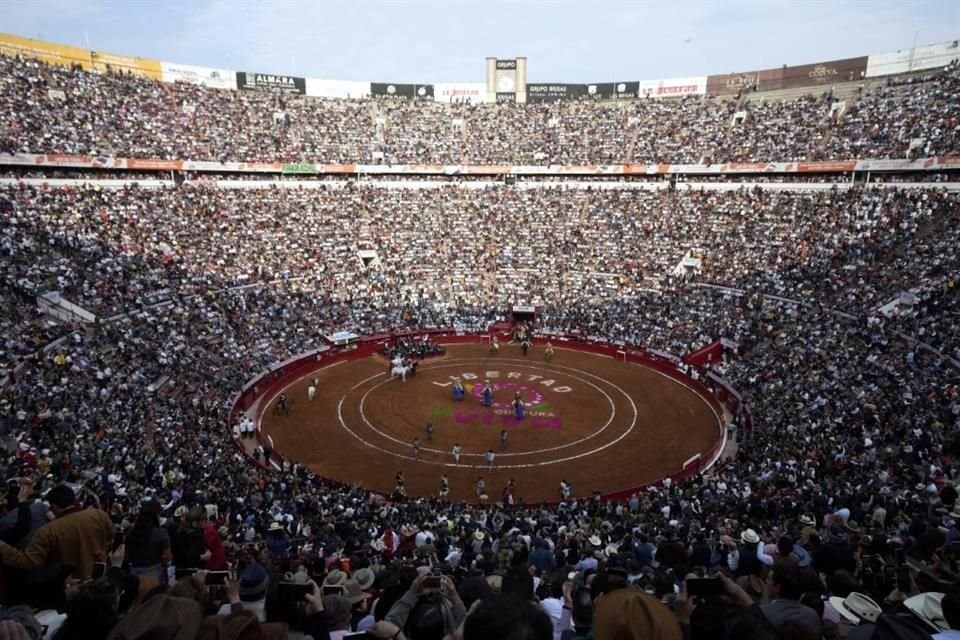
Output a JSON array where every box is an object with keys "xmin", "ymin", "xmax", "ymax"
[{"xmin": 487, "ymin": 57, "xmax": 527, "ymax": 103}]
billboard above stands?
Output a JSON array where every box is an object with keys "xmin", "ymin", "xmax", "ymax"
[
  {"xmin": 370, "ymin": 82, "xmax": 435, "ymax": 100},
  {"xmin": 90, "ymin": 51, "xmax": 162, "ymax": 80},
  {"xmin": 586, "ymin": 81, "xmax": 640, "ymax": 100},
  {"xmin": 867, "ymin": 40, "xmax": 960, "ymax": 77},
  {"xmin": 706, "ymin": 68, "xmax": 782, "ymax": 95},
  {"xmin": 781, "ymin": 56, "xmax": 868, "ymax": 89},
  {"xmin": 236, "ymin": 71, "xmax": 306, "ymax": 94},
  {"xmin": 0, "ymin": 33, "xmax": 92, "ymax": 69},
  {"xmin": 637, "ymin": 77, "xmax": 706, "ymax": 98},
  {"xmin": 434, "ymin": 82, "xmax": 487, "ymax": 103},
  {"xmin": 161, "ymin": 62, "xmax": 237, "ymax": 90},
  {"xmin": 526, "ymin": 83, "xmax": 588, "ymax": 102},
  {"xmin": 304, "ymin": 78, "xmax": 370, "ymax": 99}
]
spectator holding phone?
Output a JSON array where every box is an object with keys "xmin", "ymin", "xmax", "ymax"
[
  {"xmin": 123, "ymin": 499, "xmax": 171, "ymax": 582},
  {"xmin": 373, "ymin": 574, "xmax": 465, "ymax": 640}
]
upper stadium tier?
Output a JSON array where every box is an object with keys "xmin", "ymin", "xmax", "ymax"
[{"xmin": 0, "ymin": 33, "xmax": 958, "ymax": 167}]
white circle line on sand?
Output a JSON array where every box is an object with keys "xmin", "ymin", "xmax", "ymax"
[
  {"xmin": 336, "ymin": 358, "xmax": 639, "ymax": 469},
  {"xmin": 356, "ymin": 359, "xmax": 618, "ymax": 456}
]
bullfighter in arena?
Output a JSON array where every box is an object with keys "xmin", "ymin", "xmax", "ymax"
[
  {"xmin": 489, "ymin": 336, "xmax": 500, "ymax": 354},
  {"xmin": 544, "ymin": 342, "xmax": 555, "ymax": 362},
  {"xmin": 482, "ymin": 381, "xmax": 493, "ymax": 407},
  {"xmin": 452, "ymin": 378, "xmax": 465, "ymax": 402},
  {"xmin": 512, "ymin": 393, "xmax": 525, "ymax": 420}
]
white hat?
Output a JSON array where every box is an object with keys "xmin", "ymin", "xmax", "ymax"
[
  {"xmin": 904, "ymin": 592, "xmax": 948, "ymax": 632},
  {"xmin": 829, "ymin": 592, "xmax": 882, "ymax": 624},
  {"xmin": 740, "ymin": 529, "xmax": 760, "ymax": 544},
  {"xmin": 588, "ymin": 535, "xmax": 602, "ymax": 547}
]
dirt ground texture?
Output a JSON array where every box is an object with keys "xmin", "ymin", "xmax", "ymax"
[{"xmin": 259, "ymin": 343, "xmax": 721, "ymax": 503}]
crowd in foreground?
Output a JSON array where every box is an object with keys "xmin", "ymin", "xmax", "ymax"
[
  {"xmin": 0, "ymin": 158, "xmax": 958, "ymax": 640},
  {"xmin": 1, "ymin": 53, "xmax": 958, "ymax": 165}
]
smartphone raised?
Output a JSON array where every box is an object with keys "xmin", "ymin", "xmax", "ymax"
[
  {"xmin": 686, "ymin": 577, "xmax": 724, "ymax": 597},
  {"xmin": 422, "ymin": 575, "xmax": 442, "ymax": 590},
  {"xmin": 896, "ymin": 566, "xmax": 911, "ymax": 593},
  {"xmin": 322, "ymin": 585, "xmax": 344, "ymax": 596},
  {"xmin": 205, "ymin": 571, "xmax": 230, "ymax": 586},
  {"xmin": 278, "ymin": 581, "xmax": 312, "ymax": 602}
]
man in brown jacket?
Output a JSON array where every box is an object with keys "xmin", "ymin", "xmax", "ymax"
[{"xmin": 0, "ymin": 485, "xmax": 114, "ymax": 579}]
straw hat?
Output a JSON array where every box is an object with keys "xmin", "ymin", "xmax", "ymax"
[
  {"xmin": 829, "ymin": 592, "xmax": 882, "ymax": 624},
  {"xmin": 740, "ymin": 529, "xmax": 760, "ymax": 544},
  {"xmin": 904, "ymin": 592, "xmax": 948, "ymax": 632}
]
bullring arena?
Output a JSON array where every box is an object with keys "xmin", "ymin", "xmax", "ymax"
[
  {"xmin": 252, "ymin": 339, "xmax": 725, "ymax": 503},
  {"xmin": 3, "ymin": 17, "xmax": 960, "ymax": 640}
]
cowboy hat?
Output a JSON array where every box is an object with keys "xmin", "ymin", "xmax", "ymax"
[
  {"xmin": 268, "ymin": 522, "xmax": 283, "ymax": 532},
  {"xmin": 352, "ymin": 567, "xmax": 375, "ymax": 590},
  {"xmin": 740, "ymin": 529, "xmax": 760, "ymax": 545},
  {"xmin": 107, "ymin": 595, "xmax": 202, "ymax": 640},
  {"xmin": 588, "ymin": 535, "xmax": 602, "ymax": 547},
  {"xmin": 829, "ymin": 592, "xmax": 882, "ymax": 624},
  {"xmin": 342, "ymin": 579, "xmax": 367, "ymax": 605},
  {"xmin": 323, "ymin": 569, "xmax": 348, "ymax": 588},
  {"xmin": 904, "ymin": 592, "xmax": 948, "ymax": 632},
  {"xmin": 799, "ymin": 514, "xmax": 815, "ymax": 527},
  {"xmin": 474, "ymin": 530, "xmax": 486, "ymax": 541}
]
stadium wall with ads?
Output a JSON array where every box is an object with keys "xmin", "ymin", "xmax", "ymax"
[
  {"xmin": 5, "ymin": 31, "xmax": 960, "ymax": 105},
  {"xmin": 2, "ymin": 152, "xmax": 959, "ymax": 176}
]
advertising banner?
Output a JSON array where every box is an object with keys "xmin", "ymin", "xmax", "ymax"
[
  {"xmin": 0, "ymin": 33, "xmax": 92, "ymax": 69},
  {"xmin": 496, "ymin": 93, "xmax": 516, "ymax": 103},
  {"xmin": 434, "ymin": 82, "xmax": 487, "ymax": 103},
  {"xmin": 526, "ymin": 83, "xmax": 588, "ymax": 102},
  {"xmin": 304, "ymin": 78, "xmax": 370, "ymax": 99},
  {"xmin": 281, "ymin": 162, "xmax": 318, "ymax": 175},
  {"xmin": 706, "ymin": 68, "xmax": 782, "ymax": 95},
  {"xmin": 495, "ymin": 59, "xmax": 517, "ymax": 70},
  {"xmin": 90, "ymin": 51, "xmax": 162, "ymax": 79},
  {"xmin": 781, "ymin": 56, "xmax": 867, "ymax": 89},
  {"xmin": 370, "ymin": 83, "xmax": 435, "ymax": 100},
  {"xmin": 161, "ymin": 61, "xmax": 236, "ymax": 90},
  {"xmin": 586, "ymin": 81, "xmax": 639, "ymax": 100},
  {"xmin": 866, "ymin": 41, "xmax": 960, "ymax": 78},
  {"xmin": 638, "ymin": 77, "xmax": 706, "ymax": 98},
  {"xmin": 236, "ymin": 71, "xmax": 306, "ymax": 94}
]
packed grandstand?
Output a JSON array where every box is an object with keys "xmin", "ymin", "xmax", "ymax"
[{"xmin": 0, "ymin": 28, "xmax": 959, "ymax": 640}]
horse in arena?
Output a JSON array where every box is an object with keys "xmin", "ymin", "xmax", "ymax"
[{"xmin": 390, "ymin": 356, "xmax": 417, "ymax": 381}]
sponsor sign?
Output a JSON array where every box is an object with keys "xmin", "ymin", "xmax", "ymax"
[
  {"xmin": 638, "ymin": 77, "xmax": 706, "ymax": 98},
  {"xmin": 282, "ymin": 162, "xmax": 318, "ymax": 175},
  {"xmin": 496, "ymin": 92, "xmax": 516, "ymax": 103},
  {"xmin": 587, "ymin": 81, "xmax": 639, "ymax": 100},
  {"xmin": 526, "ymin": 83, "xmax": 588, "ymax": 102},
  {"xmin": 90, "ymin": 51, "xmax": 162, "ymax": 80},
  {"xmin": 495, "ymin": 59, "xmax": 517, "ymax": 70},
  {"xmin": 236, "ymin": 71, "xmax": 306, "ymax": 94},
  {"xmin": 434, "ymin": 82, "xmax": 486, "ymax": 103},
  {"xmin": 866, "ymin": 41, "xmax": 960, "ymax": 77},
  {"xmin": 161, "ymin": 61, "xmax": 237, "ymax": 90},
  {"xmin": 706, "ymin": 68, "xmax": 782, "ymax": 95},
  {"xmin": 781, "ymin": 56, "xmax": 867, "ymax": 89},
  {"xmin": 370, "ymin": 83, "xmax": 435, "ymax": 100},
  {"xmin": 304, "ymin": 78, "xmax": 370, "ymax": 99},
  {"xmin": 0, "ymin": 33, "xmax": 92, "ymax": 69}
]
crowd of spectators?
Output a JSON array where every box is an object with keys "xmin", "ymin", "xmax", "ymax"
[
  {"xmin": 0, "ymin": 176, "xmax": 956, "ymax": 638},
  {"xmin": 2, "ymin": 53, "xmax": 958, "ymax": 165},
  {"xmin": 1, "ymin": 46, "xmax": 960, "ymax": 640}
]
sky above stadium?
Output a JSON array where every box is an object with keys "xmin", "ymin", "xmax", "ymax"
[{"xmin": 3, "ymin": 0, "xmax": 958, "ymax": 83}]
